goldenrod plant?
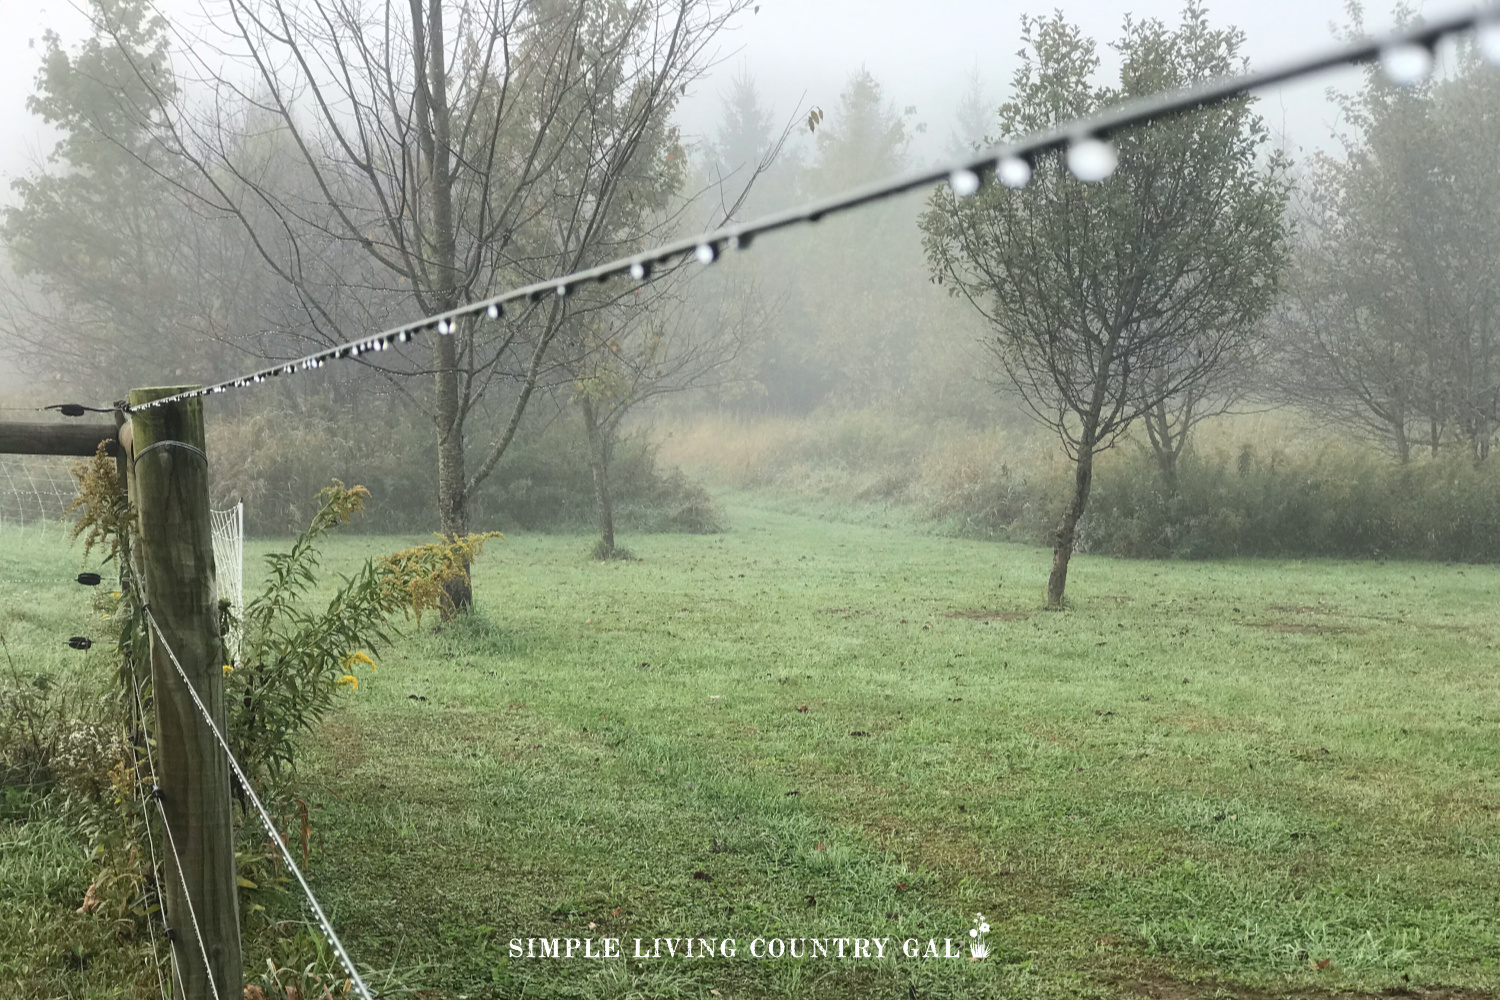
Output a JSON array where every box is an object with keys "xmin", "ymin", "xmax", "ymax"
[{"xmin": 230, "ymin": 481, "xmax": 499, "ymax": 786}]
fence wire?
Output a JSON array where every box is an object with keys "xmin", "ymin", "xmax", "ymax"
[
  {"xmin": 124, "ymin": 675, "xmax": 180, "ymax": 1000},
  {"xmin": 142, "ymin": 607, "xmax": 376, "ymax": 1000}
]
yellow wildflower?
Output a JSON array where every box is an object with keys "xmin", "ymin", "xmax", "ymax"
[
  {"xmin": 111, "ymin": 591, "xmax": 121, "ymax": 599},
  {"xmin": 222, "ymin": 664, "xmax": 234, "ymax": 675},
  {"xmin": 337, "ymin": 674, "xmax": 359, "ymax": 690},
  {"xmin": 344, "ymin": 650, "xmax": 377, "ymax": 672}
]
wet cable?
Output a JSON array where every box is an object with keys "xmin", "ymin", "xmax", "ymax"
[{"xmin": 121, "ymin": 8, "xmax": 1499, "ymax": 414}]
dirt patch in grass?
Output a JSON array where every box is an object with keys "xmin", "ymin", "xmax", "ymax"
[
  {"xmin": 819, "ymin": 607, "xmax": 871, "ymax": 619},
  {"xmin": 944, "ymin": 608, "xmax": 1031, "ymax": 621}
]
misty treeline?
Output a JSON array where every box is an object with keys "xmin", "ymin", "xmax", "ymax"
[{"xmin": 3, "ymin": 0, "xmax": 1499, "ymax": 595}]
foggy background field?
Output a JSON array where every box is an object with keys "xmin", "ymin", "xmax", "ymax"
[{"xmin": 1, "ymin": 0, "xmax": 1497, "ymax": 572}]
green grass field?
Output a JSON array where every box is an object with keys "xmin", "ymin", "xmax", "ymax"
[{"xmin": 4, "ymin": 503, "xmax": 1500, "ymax": 999}]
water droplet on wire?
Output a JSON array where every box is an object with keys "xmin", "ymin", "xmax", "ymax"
[
  {"xmin": 948, "ymin": 169, "xmax": 981, "ymax": 197},
  {"xmin": 1476, "ymin": 19, "xmax": 1500, "ymax": 64},
  {"xmin": 1380, "ymin": 42, "xmax": 1433, "ymax": 85},
  {"xmin": 997, "ymin": 156, "xmax": 1032, "ymax": 189},
  {"xmin": 1067, "ymin": 138, "xmax": 1117, "ymax": 182}
]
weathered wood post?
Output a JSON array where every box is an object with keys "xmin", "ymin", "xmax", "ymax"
[{"xmin": 126, "ymin": 386, "xmax": 242, "ymax": 1000}]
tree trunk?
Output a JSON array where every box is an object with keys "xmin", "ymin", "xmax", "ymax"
[
  {"xmin": 581, "ymin": 398, "xmax": 616, "ymax": 558},
  {"xmin": 1155, "ymin": 436, "xmax": 1178, "ymax": 493},
  {"xmin": 1143, "ymin": 398, "xmax": 1180, "ymax": 492},
  {"xmin": 1047, "ymin": 439, "xmax": 1096, "ymax": 609},
  {"xmin": 435, "ymin": 336, "xmax": 470, "ymax": 612},
  {"xmin": 1394, "ymin": 422, "xmax": 1411, "ymax": 465},
  {"xmin": 416, "ymin": 0, "xmax": 470, "ymax": 613}
]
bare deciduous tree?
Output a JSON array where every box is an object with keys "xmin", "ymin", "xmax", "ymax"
[{"xmin": 102, "ymin": 0, "xmax": 751, "ymax": 608}]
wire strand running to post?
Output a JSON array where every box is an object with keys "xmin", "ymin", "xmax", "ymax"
[
  {"xmin": 118, "ymin": 6, "xmax": 1499, "ymax": 415},
  {"xmin": 142, "ymin": 607, "xmax": 377, "ymax": 1000},
  {"xmin": 129, "ymin": 663, "xmax": 218, "ymax": 1000},
  {"xmin": 124, "ymin": 673, "xmax": 182, "ymax": 1000},
  {"xmin": 149, "ymin": 757, "xmax": 225, "ymax": 1000}
]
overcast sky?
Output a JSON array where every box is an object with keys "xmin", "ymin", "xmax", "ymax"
[{"xmin": 0, "ymin": 0, "xmax": 1472, "ymax": 195}]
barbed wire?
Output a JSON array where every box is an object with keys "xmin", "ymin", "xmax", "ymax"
[
  {"xmin": 142, "ymin": 606, "xmax": 376, "ymax": 1000},
  {"xmin": 124, "ymin": 7, "xmax": 1500, "ymax": 413}
]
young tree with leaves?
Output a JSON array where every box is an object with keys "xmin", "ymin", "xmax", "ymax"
[{"xmin": 922, "ymin": 2, "xmax": 1290, "ymax": 607}]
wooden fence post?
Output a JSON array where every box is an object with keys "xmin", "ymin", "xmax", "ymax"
[{"xmin": 126, "ymin": 386, "xmax": 242, "ymax": 1000}]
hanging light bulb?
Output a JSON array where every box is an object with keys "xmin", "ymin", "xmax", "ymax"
[
  {"xmin": 1476, "ymin": 18, "xmax": 1500, "ymax": 64},
  {"xmin": 486, "ymin": 303, "xmax": 502, "ymax": 320},
  {"xmin": 695, "ymin": 242, "xmax": 719, "ymax": 264},
  {"xmin": 630, "ymin": 261, "xmax": 652, "ymax": 281}
]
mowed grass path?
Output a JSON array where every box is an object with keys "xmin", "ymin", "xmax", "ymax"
[{"xmin": 276, "ymin": 504, "xmax": 1500, "ymax": 999}]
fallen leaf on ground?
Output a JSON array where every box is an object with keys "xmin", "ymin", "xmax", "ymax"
[{"xmin": 76, "ymin": 882, "xmax": 101, "ymax": 915}]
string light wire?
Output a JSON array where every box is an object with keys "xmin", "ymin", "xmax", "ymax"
[
  {"xmin": 142, "ymin": 608, "xmax": 376, "ymax": 1000},
  {"xmin": 121, "ymin": 7, "xmax": 1496, "ymax": 414}
]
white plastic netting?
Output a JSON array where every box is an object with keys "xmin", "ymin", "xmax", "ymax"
[
  {"xmin": 210, "ymin": 500, "xmax": 245, "ymax": 664},
  {"xmin": 0, "ymin": 455, "xmax": 245, "ymax": 660},
  {"xmin": 0, "ymin": 454, "xmax": 80, "ymax": 536}
]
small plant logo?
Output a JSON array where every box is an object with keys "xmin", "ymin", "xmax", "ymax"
[{"xmin": 968, "ymin": 912, "xmax": 991, "ymax": 960}]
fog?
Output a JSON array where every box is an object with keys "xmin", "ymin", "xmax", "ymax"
[
  {"xmin": 0, "ymin": 0, "xmax": 1496, "ymax": 566},
  {"xmin": 0, "ymin": 0, "xmax": 1453, "ymax": 192}
]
